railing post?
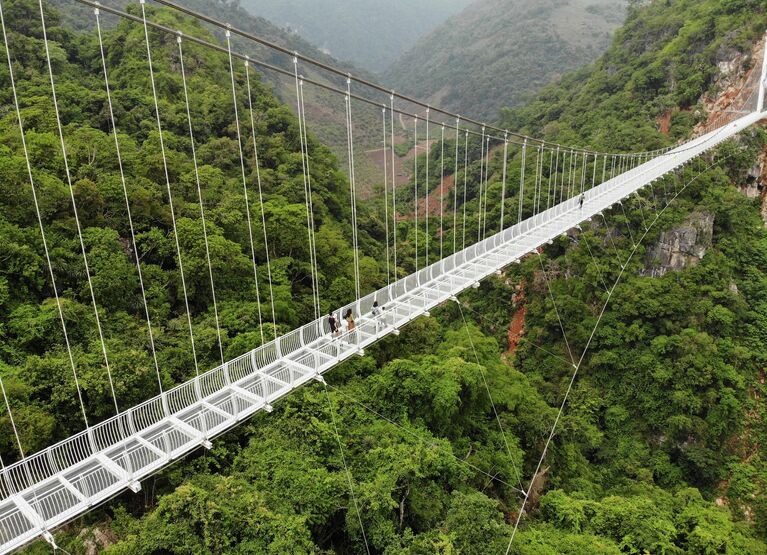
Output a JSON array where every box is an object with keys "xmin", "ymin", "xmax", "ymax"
[{"xmin": 223, "ymin": 360, "xmax": 241, "ymax": 418}]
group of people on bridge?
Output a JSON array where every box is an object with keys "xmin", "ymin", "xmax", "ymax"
[{"xmin": 327, "ymin": 301, "xmax": 385, "ymax": 337}]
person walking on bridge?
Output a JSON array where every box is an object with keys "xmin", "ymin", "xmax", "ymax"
[
  {"xmin": 344, "ymin": 309, "xmax": 356, "ymax": 331},
  {"xmin": 371, "ymin": 300, "xmax": 385, "ymax": 330},
  {"xmin": 579, "ymin": 193, "xmax": 585, "ymax": 209}
]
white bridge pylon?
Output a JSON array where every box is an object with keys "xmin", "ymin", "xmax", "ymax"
[{"xmin": 0, "ymin": 111, "xmax": 763, "ymax": 552}]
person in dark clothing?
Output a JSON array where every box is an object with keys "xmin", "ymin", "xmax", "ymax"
[
  {"xmin": 327, "ymin": 311, "xmax": 337, "ymax": 335},
  {"xmin": 579, "ymin": 193, "xmax": 585, "ymax": 209},
  {"xmin": 371, "ymin": 300, "xmax": 384, "ymax": 330}
]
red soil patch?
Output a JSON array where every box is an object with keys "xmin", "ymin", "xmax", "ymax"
[
  {"xmin": 402, "ymin": 142, "xmax": 502, "ymax": 221},
  {"xmin": 656, "ymin": 110, "xmax": 672, "ymax": 134},
  {"xmin": 415, "ymin": 173, "xmax": 456, "ymax": 217},
  {"xmin": 507, "ymin": 305, "xmax": 527, "ymax": 355}
]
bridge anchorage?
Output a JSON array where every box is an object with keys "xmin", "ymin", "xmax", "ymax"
[{"xmin": 0, "ymin": 0, "xmax": 765, "ymax": 551}]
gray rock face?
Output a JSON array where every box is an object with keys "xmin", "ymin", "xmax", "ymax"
[{"xmin": 644, "ymin": 211, "xmax": 714, "ymax": 277}]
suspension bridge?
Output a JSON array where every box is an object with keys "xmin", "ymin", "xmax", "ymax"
[{"xmin": 0, "ymin": 0, "xmax": 765, "ymax": 550}]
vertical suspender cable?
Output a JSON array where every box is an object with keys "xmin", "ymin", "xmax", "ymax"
[
  {"xmin": 453, "ymin": 118, "xmax": 460, "ymax": 252},
  {"xmin": 602, "ymin": 154, "xmax": 608, "ymax": 185},
  {"xmin": 578, "ymin": 152, "xmax": 584, "ymax": 196},
  {"xmin": 517, "ymin": 139, "xmax": 527, "ymax": 224},
  {"xmin": 462, "ymin": 130, "xmax": 469, "ymax": 249},
  {"xmin": 591, "ymin": 153, "xmax": 598, "ymax": 192},
  {"xmin": 571, "ymin": 151, "xmax": 578, "ymax": 197},
  {"xmin": 424, "ymin": 107, "xmax": 430, "ymax": 264},
  {"xmin": 228, "ymin": 31, "xmax": 264, "ymax": 339},
  {"xmin": 95, "ymin": 8, "xmax": 163, "ymax": 394},
  {"xmin": 177, "ymin": 34, "xmax": 224, "ymax": 364},
  {"xmin": 536, "ymin": 145, "xmax": 545, "ymax": 215},
  {"xmin": 439, "ymin": 123, "xmax": 445, "ymax": 259},
  {"xmin": 293, "ymin": 59, "xmax": 320, "ymax": 319},
  {"xmin": 550, "ymin": 147, "xmax": 559, "ymax": 209},
  {"xmin": 546, "ymin": 148, "xmax": 554, "ymax": 211},
  {"xmin": 559, "ymin": 150, "xmax": 567, "ymax": 204},
  {"xmin": 482, "ymin": 136, "xmax": 490, "ymax": 239},
  {"xmin": 2, "ymin": 0, "xmax": 91, "ymax": 432},
  {"xmin": 141, "ymin": 0, "xmax": 199, "ymax": 375},
  {"xmin": 390, "ymin": 94, "xmax": 397, "ymax": 277},
  {"xmin": 39, "ymin": 0, "xmax": 118, "ymax": 413},
  {"xmin": 298, "ymin": 77, "xmax": 320, "ymax": 318},
  {"xmin": 499, "ymin": 132, "xmax": 509, "ymax": 230},
  {"xmin": 293, "ymin": 60, "xmax": 316, "ymax": 320},
  {"xmin": 244, "ymin": 60, "xmax": 278, "ymax": 339},
  {"xmin": 568, "ymin": 151, "xmax": 577, "ymax": 198},
  {"xmin": 381, "ymin": 107, "xmax": 390, "ymax": 285},
  {"xmin": 538, "ymin": 146, "xmax": 545, "ymax": 214},
  {"xmin": 532, "ymin": 146, "xmax": 540, "ymax": 215},
  {"xmin": 477, "ymin": 126, "xmax": 485, "ymax": 242},
  {"xmin": 344, "ymin": 79, "xmax": 361, "ymax": 300},
  {"xmin": 413, "ymin": 116, "xmax": 419, "ymax": 272}
]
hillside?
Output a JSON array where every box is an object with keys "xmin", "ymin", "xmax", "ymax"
[
  {"xmin": 239, "ymin": 0, "xmax": 472, "ymax": 73},
  {"xmin": 384, "ymin": 0, "xmax": 628, "ymax": 121},
  {"xmin": 53, "ymin": 0, "xmax": 353, "ymax": 76}
]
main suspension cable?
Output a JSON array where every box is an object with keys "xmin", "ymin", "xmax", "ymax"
[{"xmin": 148, "ymin": 0, "xmax": 673, "ymax": 158}]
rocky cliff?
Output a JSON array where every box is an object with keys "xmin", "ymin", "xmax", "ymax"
[{"xmin": 643, "ymin": 211, "xmax": 714, "ymax": 276}]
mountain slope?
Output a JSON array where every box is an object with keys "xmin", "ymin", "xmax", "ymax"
[
  {"xmin": 54, "ymin": 0, "xmax": 355, "ymax": 76},
  {"xmin": 239, "ymin": 0, "xmax": 473, "ymax": 73},
  {"xmin": 384, "ymin": 0, "xmax": 628, "ymax": 121}
]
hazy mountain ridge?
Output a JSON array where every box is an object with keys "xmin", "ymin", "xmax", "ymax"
[
  {"xmin": 384, "ymin": 0, "xmax": 628, "ymax": 121},
  {"xmin": 239, "ymin": 0, "xmax": 472, "ymax": 73}
]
